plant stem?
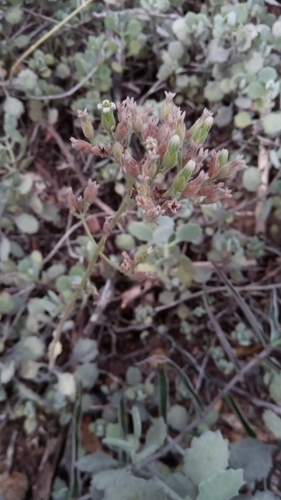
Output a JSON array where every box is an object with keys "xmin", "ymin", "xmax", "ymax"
[
  {"xmin": 80, "ymin": 216, "xmax": 120, "ymax": 271},
  {"xmin": 49, "ymin": 183, "xmax": 133, "ymax": 368}
]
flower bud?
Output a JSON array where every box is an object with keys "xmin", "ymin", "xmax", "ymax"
[
  {"xmin": 218, "ymin": 148, "xmax": 229, "ymax": 167},
  {"xmin": 217, "ymin": 154, "xmax": 245, "ymax": 179},
  {"xmin": 77, "ymin": 109, "xmax": 94, "ymax": 141},
  {"xmin": 122, "ymin": 150, "xmax": 140, "ymax": 177},
  {"xmin": 166, "ymin": 160, "xmax": 196, "ymax": 196},
  {"xmin": 75, "ymin": 196, "xmax": 84, "ymax": 212},
  {"xmin": 191, "ymin": 117, "xmax": 213, "ymax": 144},
  {"xmin": 83, "ymin": 180, "xmax": 99, "ymax": 204},
  {"xmin": 97, "ymin": 100, "xmax": 116, "ymax": 133},
  {"xmin": 112, "ymin": 142, "xmax": 124, "ymax": 163},
  {"xmin": 161, "ymin": 91, "xmax": 176, "ymax": 121},
  {"xmin": 65, "ymin": 187, "xmax": 77, "ymax": 209},
  {"xmin": 132, "ymin": 116, "xmax": 143, "ymax": 135},
  {"xmin": 103, "ymin": 217, "xmax": 112, "ymax": 237},
  {"xmin": 65, "ymin": 187, "xmax": 84, "ymax": 212},
  {"xmin": 163, "ymin": 134, "xmax": 180, "ymax": 170},
  {"xmin": 133, "ymin": 269, "xmax": 147, "ymax": 281},
  {"xmin": 115, "ymin": 123, "xmax": 129, "ymax": 141},
  {"xmin": 182, "ymin": 159, "xmax": 196, "ymax": 179},
  {"xmin": 70, "ymin": 137, "xmax": 93, "ymax": 153},
  {"xmin": 167, "ymin": 171, "xmax": 185, "ymax": 195},
  {"xmin": 175, "ymin": 121, "xmax": 186, "ymax": 144},
  {"xmin": 135, "ymin": 246, "xmax": 153, "ymax": 265},
  {"xmin": 188, "ymin": 109, "xmax": 213, "ymax": 145},
  {"xmin": 102, "ymin": 111, "xmax": 116, "ymax": 133}
]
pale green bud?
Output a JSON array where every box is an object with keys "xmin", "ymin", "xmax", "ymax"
[
  {"xmin": 97, "ymin": 100, "xmax": 116, "ymax": 133},
  {"xmin": 191, "ymin": 116, "xmax": 213, "ymax": 144},
  {"xmin": 112, "ymin": 142, "xmax": 123, "ymax": 163},
  {"xmin": 166, "ymin": 160, "xmax": 196, "ymax": 195},
  {"xmin": 77, "ymin": 108, "xmax": 94, "ymax": 141},
  {"xmin": 102, "ymin": 111, "xmax": 116, "ymax": 133},
  {"xmin": 218, "ymin": 148, "xmax": 229, "ymax": 167},
  {"xmin": 168, "ymin": 134, "xmax": 181, "ymax": 154},
  {"xmin": 163, "ymin": 134, "xmax": 180, "ymax": 170},
  {"xmin": 175, "ymin": 121, "xmax": 186, "ymax": 144},
  {"xmin": 170, "ymin": 171, "xmax": 188, "ymax": 193},
  {"xmin": 188, "ymin": 109, "xmax": 213, "ymax": 145},
  {"xmin": 81, "ymin": 121, "xmax": 94, "ymax": 141},
  {"xmin": 182, "ymin": 159, "xmax": 196, "ymax": 179}
]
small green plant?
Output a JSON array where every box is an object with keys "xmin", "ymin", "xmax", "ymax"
[{"xmin": 155, "ymin": 0, "xmax": 281, "ymax": 235}]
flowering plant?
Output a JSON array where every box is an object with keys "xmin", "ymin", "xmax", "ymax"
[{"xmin": 49, "ymin": 93, "xmax": 245, "ymax": 367}]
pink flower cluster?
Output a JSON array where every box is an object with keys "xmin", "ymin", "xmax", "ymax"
[{"xmin": 69, "ymin": 93, "xmax": 246, "ymax": 224}]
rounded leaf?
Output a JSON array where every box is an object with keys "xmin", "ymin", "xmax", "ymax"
[
  {"xmin": 55, "ymin": 63, "xmax": 71, "ymax": 79},
  {"xmin": 168, "ymin": 404, "xmax": 189, "ymax": 431},
  {"xmin": 259, "ymin": 67, "xmax": 277, "ymax": 83},
  {"xmin": 116, "ymin": 234, "xmax": 135, "ymax": 251},
  {"xmin": 246, "ymin": 82, "xmax": 264, "ymax": 100},
  {"xmin": 168, "ymin": 41, "xmax": 184, "ymax": 59},
  {"xmin": 18, "ymin": 336, "xmax": 45, "ymax": 361},
  {"xmin": 74, "ymin": 362, "xmax": 99, "ymax": 389},
  {"xmin": 183, "ymin": 430, "xmax": 229, "ymax": 486},
  {"xmin": 234, "ymin": 96, "xmax": 252, "ymax": 109},
  {"xmin": 46, "ymin": 264, "xmax": 66, "ymax": 281},
  {"xmin": 14, "ymin": 214, "xmax": 39, "ymax": 234},
  {"xmin": 72, "ymin": 338, "xmax": 98, "ymax": 363},
  {"xmin": 17, "ymin": 68, "xmax": 38, "ymax": 90},
  {"xmin": 197, "ymin": 469, "xmax": 244, "ymax": 500},
  {"xmin": 242, "ymin": 167, "xmax": 261, "ymax": 192},
  {"xmin": 5, "ymin": 6, "xmax": 23, "ymax": 24},
  {"xmin": 229, "ymin": 437, "xmax": 275, "ymax": 483},
  {"xmin": 245, "ymin": 51, "xmax": 264, "ymax": 74},
  {"xmin": 234, "ymin": 111, "xmax": 251, "ymax": 129},
  {"xmin": 4, "ymin": 96, "xmax": 24, "ymax": 118},
  {"xmin": 176, "ymin": 222, "xmax": 202, "ymax": 243},
  {"xmin": 215, "ymin": 106, "xmax": 233, "ymax": 127},
  {"xmin": 126, "ymin": 366, "xmax": 142, "ymax": 386},
  {"xmin": 0, "ymin": 293, "xmax": 14, "ymax": 314},
  {"xmin": 128, "ymin": 221, "xmax": 153, "ymax": 241},
  {"xmin": 204, "ymin": 82, "xmax": 224, "ymax": 102},
  {"xmin": 262, "ymin": 112, "xmax": 281, "ymax": 136}
]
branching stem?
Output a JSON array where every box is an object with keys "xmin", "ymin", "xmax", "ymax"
[{"xmin": 49, "ymin": 181, "xmax": 133, "ymax": 368}]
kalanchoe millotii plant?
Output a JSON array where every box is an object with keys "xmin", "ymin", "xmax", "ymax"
[{"xmin": 49, "ymin": 93, "xmax": 245, "ymax": 366}]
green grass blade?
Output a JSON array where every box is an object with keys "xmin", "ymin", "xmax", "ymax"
[
  {"xmin": 269, "ymin": 289, "xmax": 281, "ymax": 346},
  {"xmin": 225, "ymin": 394, "xmax": 256, "ymax": 438},
  {"xmin": 158, "ymin": 366, "xmax": 169, "ymax": 422},
  {"xmin": 166, "ymin": 359, "xmax": 203, "ymax": 412}
]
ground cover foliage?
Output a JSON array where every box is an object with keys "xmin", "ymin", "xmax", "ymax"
[{"xmin": 0, "ymin": 0, "xmax": 281, "ymax": 499}]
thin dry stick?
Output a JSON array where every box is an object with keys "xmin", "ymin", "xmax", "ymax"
[
  {"xmin": 47, "ymin": 124, "xmax": 87, "ymax": 186},
  {"xmin": 203, "ymin": 290, "xmax": 240, "ymax": 370},
  {"xmin": 43, "ymin": 213, "xmax": 99, "ymax": 264},
  {"xmin": 255, "ymin": 137, "xmax": 270, "ymax": 234},
  {"xmin": 8, "ymin": 0, "xmax": 94, "ymax": 83},
  {"xmin": 155, "ymin": 283, "xmax": 281, "ymax": 313},
  {"xmin": 30, "ymin": 63, "xmax": 101, "ymax": 101}
]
